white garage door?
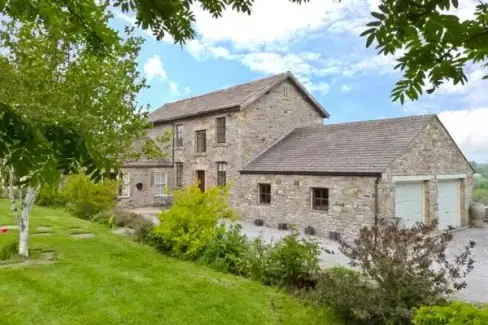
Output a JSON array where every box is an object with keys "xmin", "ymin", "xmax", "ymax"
[
  {"xmin": 437, "ymin": 180, "xmax": 460, "ymax": 229},
  {"xmin": 395, "ymin": 182, "xmax": 424, "ymax": 228}
]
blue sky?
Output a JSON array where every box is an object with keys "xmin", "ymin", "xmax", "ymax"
[{"xmin": 110, "ymin": 0, "xmax": 487, "ymax": 163}]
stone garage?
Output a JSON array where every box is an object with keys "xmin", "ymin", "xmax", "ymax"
[{"xmin": 239, "ymin": 114, "xmax": 474, "ymax": 240}]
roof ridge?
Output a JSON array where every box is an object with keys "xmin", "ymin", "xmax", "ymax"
[
  {"xmin": 299, "ymin": 114, "xmax": 436, "ymax": 129},
  {"xmin": 150, "ymin": 72, "xmax": 286, "ymax": 113}
]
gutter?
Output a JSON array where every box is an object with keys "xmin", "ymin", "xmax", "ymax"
[
  {"xmin": 239, "ymin": 170, "xmax": 382, "ymax": 177},
  {"xmin": 152, "ymin": 105, "xmax": 240, "ymax": 126}
]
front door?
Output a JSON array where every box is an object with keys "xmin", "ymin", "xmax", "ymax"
[{"xmin": 196, "ymin": 170, "xmax": 205, "ymax": 192}]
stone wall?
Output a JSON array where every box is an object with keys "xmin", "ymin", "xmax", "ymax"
[
  {"xmin": 117, "ymin": 166, "xmax": 173, "ymax": 209},
  {"xmin": 119, "ymin": 78, "xmax": 325, "ymax": 208},
  {"xmin": 237, "ymin": 174, "xmax": 377, "ymax": 239},
  {"xmin": 239, "ymin": 79, "xmax": 325, "ymax": 165},
  {"xmin": 379, "ymin": 118, "xmax": 474, "ymax": 226}
]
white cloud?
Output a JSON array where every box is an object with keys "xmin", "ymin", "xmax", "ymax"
[
  {"xmin": 115, "ymin": 12, "xmax": 174, "ymax": 42},
  {"xmin": 184, "ymin": 86, "xmax": 192, "ymax": 95},
  {"xmin": 341, "ymin": 84, "xmax": 352, "ymax": 92},
  {"xmin": 192, "ymin": 0, "xmax": 375, "ymax": 50},
  {"xmin": 438, "ymin": 108, "xmax": 488, "ymax": 162},
  {"xmin": 307, "ymin": 82, "xmax": 330, "ymax": 95},
  {"xmin": 144, "ymin": 55, "xmax": 167, "ymax": 81},
  {"xmin": 169, "ymin": 81, "xmax": 179, "ymax": 95},
  {"xmin": 435, "ymin": 68, "xmax": 488, "ymax": 107}
]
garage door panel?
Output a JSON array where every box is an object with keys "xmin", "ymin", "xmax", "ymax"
[
  {"xmin": 438, "ymin": 180, "xmax": 460, "ymax": 229},
  {"xmin": 395, "ymin": 182, "xmax": 423, "ymax": 228}
]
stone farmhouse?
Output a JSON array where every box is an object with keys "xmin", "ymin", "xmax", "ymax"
[{"xmin": 119, "ymin": 71, "xmax": 474, "ymax": 239}]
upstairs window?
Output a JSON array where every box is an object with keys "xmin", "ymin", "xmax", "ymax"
[
  {"xmin": 217, "ymin": 162, "xmax": 227, "ymax": 187},
  {"xmin": 176, "ymin": 124, "xmax": 183, "ymax": 147},
  {"xmin": 216, "ymin": 117, "xmax": 226, "ymax": 143},
  {"xmin": 154, "ymin": 173, "xmax": 166, "ymax": 197},
  {"xmin": 312, "ymin": 188, "xmax": 329, "ymax": 211},
  {"xmin": 283, "ymin": 85, "xmax": 289, "ymax": 98},
  {"xmin": 258, "ymin": 183, "xmax": 271, "ymax": 204},
  {"xmin": 176, "ymin": 162, "xmax": 183, "ymax": 187},
  {"xmin": 117, "ymin": 172, "xmax": 130, "ymax": 197},
  {"xmin": 196, "ymin": 130, "xmax": 206, "ymax": 153}
]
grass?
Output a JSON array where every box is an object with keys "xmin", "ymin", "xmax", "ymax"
[{"xmin": 0, "ymin": 200, "xmax": 339, "ymax": 325}]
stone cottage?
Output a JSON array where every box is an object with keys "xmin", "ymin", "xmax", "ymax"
[{"xmin": 119, "ymin": 71, "xmax": 473, "ymax": 239}]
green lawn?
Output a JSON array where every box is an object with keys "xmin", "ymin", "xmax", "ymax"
[{"xmin": 0, "ymin": 200, "xmax": 338, "ymax": 325}]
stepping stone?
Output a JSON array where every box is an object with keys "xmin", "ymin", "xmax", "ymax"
[
  {"xmin": 0, "ymin": 225, "xmax": 19, "ymax": 230},
  {"xmin": 112, "ymin": 227, "xmax": 135, "ymax": 236},
  {"xmin": 32, "ymin": 232, "xmax": 53, "ymax": 237},
  {"xmin": 37, "ymin": 226, "xmax": 53, "ymax": 232},
  {"xmin": 70, "ymin": 233, "xmax": 95, "ymax": 239}
]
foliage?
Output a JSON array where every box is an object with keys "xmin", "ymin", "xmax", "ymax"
[
  {"xmin": 242, "ymin": 232, "xmax": 320, "ymax": 288},
  {"xmin": 309, "ymin": 267, "xmax": 379, "ymax": 324},
  {"xmin": 337, "ymin": 219, "xmax": 476, "ymax": 325},
  {"xmin": 199, "ymin": 224, "xmax": 249, "ymax": 275},
  {"xmin": 413, "ymin": 302, "xmax": 488, "ymax": 325},
  {"xmin": 37, "ymin": 183, "xmax": 66, "ymax": 207},
  {"xmin": 362, "ymin": 0, "xmax": 488, "ymax": 103},
  {"xmin": 0, "ymin": 0, "xmax": 311, "ymax": 50},
  {"xmin": 152, "ymin": 184, "xmax": 235, "ymax": 259},
  {"xmin": 93, "ymin": 207, "xmax": 153, "ymax": 229},
  {"xmin": 61, "ymin": 174, "xmax": 117, "ymax": 219},
  {"xmin": 0, "ymin": 103, "xmax": 103, "ymax": 186},
  {"xmin": 134, "ymin": 222, "xmax": 154, "ymax": 243},
  {"xmin": 473, "ymin": 188, "xmax": 488, "ymax": 205},
  {"xmin": 0, "ymin": 240, "xmax": 18, "ymax": 261}
]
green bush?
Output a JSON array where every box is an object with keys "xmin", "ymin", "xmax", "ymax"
[
  {"xmin": 242, "ymin": 232, "xmax": 320, "ymax": 288},
  {"xmin": 37, "ymin": 183, "xmax": 66, "ymax": 207},
  {"xmin": 199, "ymin": 224, "xmax": 249, "ymax": 275},
  {"xmin": 413, "ymin": 302, "xmax": 488, "ymax": 325},
  {"xmin": 92, "ymin": 208, "xmax": 153, "ymax": 229},
  {"xmin": 151, "ymin": 184, "xmax": 235, "ymax": 259},
  {"xmin": 473, "ymin": 188, "xmax": 488, "ymax": 205},
  {"xmin": 134, "ymin": 222, "xmax": 154, "ymax": 243},
  {"xmin": 0, "ymin": 240, "xmax": 18, "ymax": 261},
  {"xmin": 61, "ymin": 174, "xmax": 117, "ymax": 219},
  {"xmin": 309, "ymin": 267, "xmax": 380, "ymax": 324},
  {"xmin": 333, "ymin": 219, "xmax": 476, "ymax": 325}
]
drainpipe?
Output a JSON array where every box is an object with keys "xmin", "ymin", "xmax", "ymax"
[
  {"xmin": 374, "ymin": 176, "xmax": 380, "ymax": 225},
  {"xmin": 374, "ymin": 175, "xmax": 381, "ymax": 246},
  {"xmin": 171, "ymin": 122, "xmax": 175, "ymax": 167}
]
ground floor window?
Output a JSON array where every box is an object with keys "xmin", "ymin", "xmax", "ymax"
[
  {"xmin": 312, "ymin": 187, "xmax": 329, "ymax": 211},
  {"xmin": 154, "ymin": 173, "xmax": 166, "ymax": 196},
  {"xmin": 217, "ymin": 162, "xmax": 227, "ymax": 187},
  {"xmin": 118, "ymin": 172, "xmax": 130, "ymax": 197},
  {"xmin": 258, "ymin": 183, "xmax": 271, "ymax": 204}
]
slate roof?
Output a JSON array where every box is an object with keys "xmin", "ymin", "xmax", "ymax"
[
  {"xmin": 149, "ymin": 72, "xmax": 329, "ymax": 124},
  {"xmin": 241, "ymin": 115, "xmax": 436, "ymax": 175}
]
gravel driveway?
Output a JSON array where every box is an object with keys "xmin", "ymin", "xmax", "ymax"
[{"xmin": 131, "ymin": 207, "xmax": 488, "ymax": 303}]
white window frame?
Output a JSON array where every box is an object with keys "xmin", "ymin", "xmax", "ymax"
[
  {"xmin": 118, "ymin": 172, "xmax": 131, "ymax": 198},
  {"xmin": 154, "ymin": 172, "xmax": 167, "ymax": 197}
]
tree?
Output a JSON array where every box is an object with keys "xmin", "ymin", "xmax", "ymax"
[
  {"xmin": 0, "ymin": 19, "xmax": 158, "ymax": 256},
  {"xmin": 0, "ymin": 103, "xmax": 103, "ymax": 255},
  {"xmin": 362, "ymin": 0, "xmax": 488, "ymax": 103}
]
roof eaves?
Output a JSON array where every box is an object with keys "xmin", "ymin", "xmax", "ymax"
[
  {"xmin": 239, "ymin": 170, "xmax": 382, "ymax": 177},
  {"xmin": 151, "ymin": 105, "xmax": 241, "ymax": 125}
]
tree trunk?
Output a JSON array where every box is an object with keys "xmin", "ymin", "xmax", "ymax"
[
  {"xmin": 18, "ymin": 186, "xmax": 40, "ymax": 257},
  {"xmin": 8, "ymin": 167, "xmax": 17, "ymax": 217}
]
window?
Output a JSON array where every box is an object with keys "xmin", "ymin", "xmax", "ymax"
[
  {"xmin": 176, "ymin": 124, "xmax": 183, "ymax": 147},
  {"xmin": 196, "ymin": 130, "xmax": 206, "ymax": 152},
  {"xmin": 283, "ymin": 85, "xmax": 289, "ymax": 98},
  {"xmin": 117, "ymin": 172, "xmax": 130, "ymax": 197},
  {"xmin": 154, "ymin": 173, "xmax": 166, "ymax": 197},
  {"xmin": 312, "ymin": 188, "xmax": 329, "ymax": 211},
  {"xmin": 258, "ymin": 183, "xmax": 271, "ymax": 204},
  {"xmin": 217, "ymin": 162, "xmax": 227, "ymax": 186},
  {"xmin": 216, "ymin": 117, "xmax": 226, "ymax": 143},
  {"xmin": 176, "ymin": 162, "xmax": 183, "ymax": 187}
]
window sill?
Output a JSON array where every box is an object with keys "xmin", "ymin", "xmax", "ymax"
[
  {"xmin": 195, "ymin": 152, "xmax": 207, "ymax": 156},
  {"xmin": 175, "ymin": 146, "xmax": 183, "ymax": 150},
  {"xmin": 117, "ymin": 195, "xmax": 131, "ymax": 199},
  {"xmin": 312, "ymin": 208, "xmax": 328, "ymax": 212},
  {"xmin": 214, "ymin": 142, "xmax": 229, "ymax": 147},
  {"xmin": 258, "ymin": 203, "xmax": 271, "ymax": 206}
]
